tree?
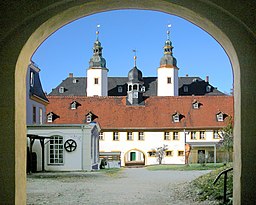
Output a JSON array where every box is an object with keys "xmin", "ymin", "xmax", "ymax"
[
  {"xmin": 219, "ymin": 117, "xmax": 233, "ymax": 163},
  {"xmin": 154, "ymin": 144, "xmax": 168, "ymax": 164}
]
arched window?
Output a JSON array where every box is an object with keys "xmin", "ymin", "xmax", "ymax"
[{"xmin": 133, "ymin": 84, "xmax": 138, "ymax": 90}]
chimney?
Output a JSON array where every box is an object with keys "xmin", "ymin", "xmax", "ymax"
[
  {"xmin": 69, "ymin": 73, "xmax": 73, "ymax": 78},
  {"xmin": 206, "ymin": 76, "xmax": 209, "ymax": 83}
]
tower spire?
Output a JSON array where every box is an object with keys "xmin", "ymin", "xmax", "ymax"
[
  {"xmin": 133, "ymin": 49, "xmax": 137, "ymax": 67},
  {"xmin": 96, "ymin": 24, "xmax": 100, "ymax": 40}
]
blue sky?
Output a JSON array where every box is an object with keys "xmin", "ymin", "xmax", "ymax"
[{"xmin": 32, "ymin": 9, "xmax": 233, "ymax": 94}]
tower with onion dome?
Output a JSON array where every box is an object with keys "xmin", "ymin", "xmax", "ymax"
[
  {"xmin": 157, "ymin": 24, "xmax": 179, "ymax": 96},
  {"xmin": 87, "ymin": 25, "xmax": 108, "ymax": 96}
]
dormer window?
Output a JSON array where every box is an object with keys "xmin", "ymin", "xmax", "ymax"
[
  {"xmin": 85, "ymin": 111, "xmax": 98, "ymax": 123},
  {"xmin": 71, "ymin": 101, "xmax": 77, "ymax": 110},
  {"xmin": 47, "ymin": 112, "xmax": 59, "ymax": 123},
  {"xmin": 172, "ymin": 113, "xmax": 180, "ymax": 123},
  {"xmin": 86, "ymin": 114, "xmax": 92, "ymax": 123},
  {"xmin": 216, "ymin": 112, "xmax": 224, "ymax": 122},
  {"xmin": 118, "ymin": 86, "xmax": 123, "ymax": 93},
  {"xmin": 59, "ymin": 87, "xmax": 64, "ymax": 93},
  {"xmin": 192, "ymin": 101, "xmax": 200, "ymax": 109},
  {"xmin": 73, "ymin": 79, "xmax": 78, "ymax": 83},
  {"xmin": 141, "ymin": 86, "xmax": 145, "ymax": 92},
  {"xmin": 206, "ymin": 85, "xmax": 211, "ymax": 92},
  {"xmin": 183, "ymin": 86, "xmax": 188, "ymax": 93}
]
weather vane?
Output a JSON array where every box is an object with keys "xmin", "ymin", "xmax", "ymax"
[
  {"xmin": 96, "ymin": 24, "xmax": 100, "ymax": 40},
  {"xmin": 132, "ymin": 49, "xmax": 137, "ymax": 66},
  {"xmin": 167, "ymin": 24, "xmax": 171, "ymax": 40}
]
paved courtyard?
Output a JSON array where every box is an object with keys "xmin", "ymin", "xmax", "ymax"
[{"xmin": 27, "ymin": 168, "xmax": 215, "ymax": 205}]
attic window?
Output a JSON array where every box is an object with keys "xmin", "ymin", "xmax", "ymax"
[
  {"xmin": 216, "ymin": 112, "xmax": 224, "ymax": 122},
  {"xmin": 192, "ymin": 101, "xmax": 199, "ymax": 109},
  {"xmin": 183, "ymin": 86, "xmax": 188, "ymax": 92},
  {"xmin": 206, "ymin": 85, "xmax": 211, "ymax": 92},
  {"xmin": 71, "ymin": 101, "xmax": 77, "ymax": 109},
  {"xmin": 192, "ymin": 78, "xmax": 198, "ymax": 82},
  {"xmin": 59, "ymin": 87, "xmax": 64, "ymax": 93},
  {"xmin": 172, "ymin": 113, "xmax": 180, "ymax": 123},
  {"xmin": 47, "ymin": 113, "xmax": 53, "ymax": 123},
  {"xmin": 86, "ymin": 115, "xmax": 92, "ymax": 123},
  {"xmin": 141, "ymin": 86, "xmax": 145, "ymax": 92},
  {"xmin": 73, "ymin": 79, "xmax": 78, "ymax": 83},
  {"xmin": 118, "ymin": 86, "xmax": 123, "ymax": 93}
]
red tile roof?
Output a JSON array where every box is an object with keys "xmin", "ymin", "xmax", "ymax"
[{"xmin": 46, "ymin": 96, "xmax": 233, "ymax": 130}]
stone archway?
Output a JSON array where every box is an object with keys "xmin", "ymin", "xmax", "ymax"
[
  {"xmin": 0, "ymin": 1, "xmax": 256, "ymax": 204},
  {"xmin": 124, "ymin": 148, "xmax": 146, "ymax": 166}
]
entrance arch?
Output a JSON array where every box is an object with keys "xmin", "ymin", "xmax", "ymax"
[
  {"xmin": 1, "ymin": 1, "xmax": 255, "ymax": 204},
  {"xmin": 124, "ymin": 148, "xmax": 146, "ymax": 166}
]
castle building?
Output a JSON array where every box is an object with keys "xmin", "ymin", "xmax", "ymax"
[{"xmin": 29, "ymin": 27, "xmax": 233, "ymax": 169}]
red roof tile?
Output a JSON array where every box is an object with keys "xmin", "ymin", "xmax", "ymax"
[{"xmin": 46, "ymin": 96, "xmax": 233, "ymax": 130}]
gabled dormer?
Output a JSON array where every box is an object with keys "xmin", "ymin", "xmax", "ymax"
[
  {"xmin": 216, "ymin": 111, "xmax": 226, "ymax": 122},
  {"xmin": 70, "ymin": 101, "xmax": 81, "ymax": 110},
  {"xmin": 47, "ymin": 112, "xmax": 59, "ymax": 123},
  {"xmin": 192, "ymin": 100, "xmax": 201, "ymax": 109},
  {"xmin": 172, "ymin": 112, "xmax": 183, "ymax": 123},
  {"xmin": 85, "ymin": 111, "xmax": 98, "ymax": 123}
]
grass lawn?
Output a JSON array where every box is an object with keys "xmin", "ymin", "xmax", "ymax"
[{"xmin": 146, "ymin": 163, "xmax": 226, "ymax": 171}]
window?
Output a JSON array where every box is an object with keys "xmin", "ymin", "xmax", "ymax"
[
  {"xmin": 86, "ymin": 115, "xmax": 92, "ymax": 123},
  {"xmin": 173, "ymin": 132, "xmax": 179, "ymax": 140},
  {"xmin": 148, "ymin": 151, "xmax": 156, "ymax": 157},
  {"xmin": 49, "ymin": 135, "xmax": 63, "ymax": 164},
  {"xmin": 133, "ymin": 92, "xmax": 138, "ymax": 98},
  {"xmin": 164, "ymin": 132, "xmax": 170, "ymax": 140},
  {"xmin": 59, "ymin": 87, "xmax": 64, "ymax": 93},
  {"xmin": 99, "ymin": 132, "xmax": 104, "ymax": 140},
  {"xmin": 200, "ymin": 131, "xmax": 205, "ymax": 140},
  {"xmin": 32, "ymin": 106, "xmax": 36, "ymax": 124},
  {"xmin": 191, "ymin": 131, "xmax": 197, "ymax": 140},
  {"xmin": 39, "ymin": 108, "xmax": 43, "ymax": 124},
  {"xmin": 47, "ymin": 113, "xmax": 53, "ymax": 123},
  {"xmin": 127, "ymin": 132, "xmax": 133, "ymax": 141},
  {"xmin": 118, "ymin": 86, "xmax": 123, "ymax": 93},
  {"xmin": 94, "ymin": 78, "xmax": 99, "ymax": 84},
  {"xmin": 113, "ymin": 132, "xmax": 119, "ymax": 141},
  {"xmin": 178, "ymin": 151, "xmax": 184, "ymax": 156},
  {"xmin": 30, "ymin": 71, "xmax": 34, "ymax": 87},
  {"xmin": 73, "ymin": 79, "xmax": 78, "ymax": 83},
  {"xmin": 138, "ymin": 132, "xmax": 144, "ymax": 140},
  {"xmin": 183, "ymin": 86, "xmax": 188, "ymax": 92},
  {"xmin": 141, "ymin": 86, "xmax": 145, "ymax": 92},
  {"xmin": 213, "ymin": 130, "xmax": 219, "ymax": 139},
  {"xmin": 206, "ymin": 85, "xmax": 211, "ymax": 92},
  {"xmin": 217, "ymin": 113, "xmax": 224, "ymax": 122},
  {"xmin": 166, "ymin": 151, "xmax": 172, "ymax": 156},
  {"xmin": 173, "ymin": 114, "xmax": 180, "ymax": 123},
  {"xmin": 192, "ymin": 102, "xmax": 199, "ymax": 109},
  {"xmin": 71, "ymin": 102, "xmax": 76, "ymax": 109},
  {"xmin": 167, "ymin": 77, "xmax": 172, "ymax": 84}
]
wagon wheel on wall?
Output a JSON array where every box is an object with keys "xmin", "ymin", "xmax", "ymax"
[{"xmin": 64, "ymin": 139, "xmax": 77, "ymax": 152}]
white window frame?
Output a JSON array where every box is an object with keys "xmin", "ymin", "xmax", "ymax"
[
  {"xmin": 193, "ymin": 102, "xmax": 199, "ymax": 109},
  {"xmin": 71, "ymin": 102, "xmax": 77, "ymax": 110},
  {"xmin": 206, "ymin": 85, "xmax": 211, "ymax": 92},
  {"xmin": 200, "ymin": 131, "xmax": 205, "ymax": 140},
  {"xmin": 59, "ymin": 87, "xmax": 64, "ymax": 93},
  {"xmin": 164, "ymin": 132, "xmax": 170, "ymax": 140},
  {"xmin": 47, "ymin": 113, "xmax": 53, "ymax": 123},
  {"xmin": 173, "ymin": 132, "xmax": 179, "ymax": 140},
  {"xmin": 48, "ymin": 135, "xmax": 64, "ymax": 165},
  {"xmin": 127, "ymin": 132, "xmax": 133, "ymax": 141},
  {"xmin": 39, "ymin": 107, "xmax": 43, "ymax": 125},
  {"xmin": 86, "ymin": 115, "xmax": 92, "ymax": 123},
  {"xmin": 113, "ymin": 132, "xmax": 119, "ymax": 141},
  {"xmin": 173, "ymin": 114, "xmax": 180, "ymax": 123},
  {"xmin": 99, "ymin": 132, "xmax": 104, "ymax": 140},
  {"xmin": 213, "ymin": 130, "xmax": 219, "ymax": 139},
  {"xmin": 217, "ymin": 113, "xmax": 224, "ymax": 122},
  {"xmin": 138, "ymin": 132, "xmax": 144, "ymax": 140},
  {"xmin": 191, "ymin": 131, "xmax": 197, "ymax": 140},
  {"xmin": 30, "ymin": 71, "xmax": 34, "ymax": 87}
]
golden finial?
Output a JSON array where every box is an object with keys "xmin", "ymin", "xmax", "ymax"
[
  {"xmin": 167, "ymin": 24, "xmax": 171, "ymax": 40},
  {"xmin": 96, "ymin": 24, "xmax": 100, "ymax": 40},
  {"xmin": 133, "ymin": 49, "xmax": 137, "ymax": 66}
]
